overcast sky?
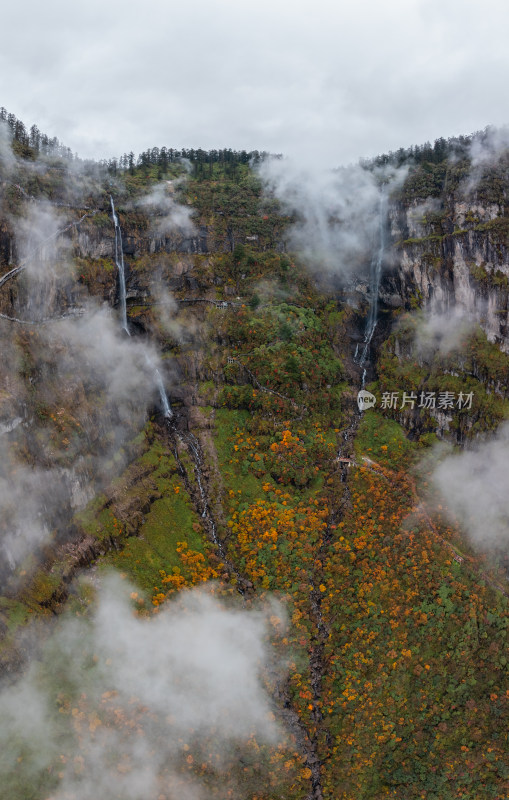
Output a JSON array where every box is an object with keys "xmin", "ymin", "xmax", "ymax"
[{"xmin": 2, "ymin": 0, "xmax": 509, "ymax": 166}]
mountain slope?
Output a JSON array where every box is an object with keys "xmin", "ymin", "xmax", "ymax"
[{"xmin": 0, "ymin": 117, "xmax": 508, "ymax": 800}]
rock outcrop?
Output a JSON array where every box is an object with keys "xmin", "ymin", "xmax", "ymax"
[{"xmin": 381, "ymin": 197, "xmax": 509, "ymax": 350}]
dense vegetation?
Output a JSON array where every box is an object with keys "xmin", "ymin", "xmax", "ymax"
[{"xmin": 0, "ymin": 112, "xmax": 508, "ymax": 800}]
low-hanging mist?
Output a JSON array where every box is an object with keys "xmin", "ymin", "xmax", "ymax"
[
  {"xmin": 0, "ymin": 190, "xmax": 175, "ymax": 575},
  {"xmin": 258, "ymin": 156, "xmax": 407, "ymax": 286},
  {"xmin": 0, "ymin": 578, "xmax": 288, "ymax": 800},
  {"xmin": 136, "ymin": 182, "xmax": 196, "ymax": 238},
  {"xmin": 432, "ymin": 421, "xmax": 509, "ymax": 551}
]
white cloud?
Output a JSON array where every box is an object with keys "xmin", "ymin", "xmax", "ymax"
[
  {"xmin": 259, "ymin": 156, "xmax": 407, "ymax": 282},
  {"xmin": 0, "ymin": 201, "xmax": 171, "ymax": 572},
  {"xmin": 413, "ymin": 308, "xmax": 477, "ymax": 358},
  {"xmin": 433, "ymin": 421, "xmax": 509, "ymax": 549},
  {"xmin": 0, "ymin": 579, "xmax": 286, "ymax": 799},
  {"xmin": 137, "ymin": 183, "xmax": 195, "ymax": 237}
]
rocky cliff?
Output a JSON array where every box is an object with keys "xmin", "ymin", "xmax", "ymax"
[{"xmin": 382, "ymin": 187, "xmax": 509, "ymax": 351}]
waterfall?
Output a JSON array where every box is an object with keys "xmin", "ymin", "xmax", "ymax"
[
  {"xmin": 145, "ymin": 353, "xmax": 173, "ymax": 418},
  {"xmin": 110, "ymin": 197, "xmax": 172, "ymax": 419},
  {"xmin": 154, "ymin": 368, "xmax": 173, "ymax": 419},
  {"xmin": 110, "ymin": 196, "xmax": 129, "ymax": 335},
  {"xmin": 357, "ymin": 187, "xmax": 387, "ymax": 368}
]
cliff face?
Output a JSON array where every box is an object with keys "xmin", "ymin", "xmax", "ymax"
[
  {"xmin": 382, "ymin": 197, "xmax": 509, "ymax": 350},
  {"xmin": 73, "ymin": 221, "xmax": 210, "ymax": 261},
  {"xmin": 0, "ymin": 218, "xmax": 210, "ymax": 266}
]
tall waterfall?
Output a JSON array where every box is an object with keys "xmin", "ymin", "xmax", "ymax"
[
  {"xmin": 110, "ymin": 196, "xmax": 129, "ymax": 335},
  {"xmin": 357, "ymin": 187, "xmax": 387, "ymax": 371},
  {"xmin": 110, "ymin": 196, "xmax": 172, "ymax": 418}
]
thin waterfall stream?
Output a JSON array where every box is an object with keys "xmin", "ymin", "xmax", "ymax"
[
  {"xmin": 154, "ymin": 368, "xmax": 173, "ymax": 419},
  {"xmin": 355, "ymin": 187, "xmax": 387, "ymax": 385},
  {"xmin": 110, "ymin": 196, "xmax": 172, "ymax": 418},
  {"xmin": 110, "ymin": 196, "xmax": 129, "ymax": 335}
]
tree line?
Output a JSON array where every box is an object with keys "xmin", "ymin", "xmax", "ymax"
[
  {"xmin": 0, "ymin": 106, "xmax": 273, "ymax": 177},
  {"xmin": 0, "ymin": 107, "xmax": 74, "ymax": 160},
  {"xmin": 7, "ymin": 104, "xmax": 502, "ymax": 179},
  {"xmin": 103, "ymin": 146, "xmax": 274, "ymax": 178},
  {"xmin": 365, "ymin": 127, "xmax": 500, "ymax": 168}
]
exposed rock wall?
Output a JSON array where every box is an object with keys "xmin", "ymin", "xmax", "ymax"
[
  {"xmin": 381, "ymin": 198, "xmax": 509, "ymax": 350},
  {"xmin": 72, "ymin": 222, "xmax": 210, "ymax": 260}
]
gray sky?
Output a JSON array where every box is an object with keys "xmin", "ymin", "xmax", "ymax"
[{"xmin": 3, "ymin": 0, "xmax": 509, "ymax": 165}]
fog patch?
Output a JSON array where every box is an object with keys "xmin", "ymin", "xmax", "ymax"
[
  {"xmin": 469, "ymin": 125, "xmax": 509, "ymax": 170},
  {"xmin": 0, "ymin": 120, "xmax": 16, "ymax": 173},
  {"xmin": 0, "ymin": 578, "xmax": 288, "ymax": 800},
  {"xmin": 413, "ymin": 307, "xmax": 476, "ymax": 358},
  {"xmin": 0, "ymin": 201, "xmax": 170, "ymax": 572},
  {"xmin": 138, "ymin": 183, "xmax": 196, "ymax": 238},
  {"xmin": 258, "ymin": 157, "xmax": 407, "ymax": 286},
  {"xmin": 461, "ymin": 126, "xmax": 509, "ymax": 196},
  {"xmin": 432, "ymin": 421, "xmax": 509, "ymax": 550}
]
